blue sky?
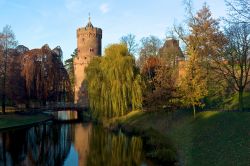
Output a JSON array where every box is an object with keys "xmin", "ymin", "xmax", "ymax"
[{"xmin": 0, "ymin": 0, "xmax": 227, "ymax": 61}]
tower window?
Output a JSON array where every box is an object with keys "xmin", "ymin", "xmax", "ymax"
[{"xmin": 89, "ymin": 48, "xmax": 94, "ymax": 52}]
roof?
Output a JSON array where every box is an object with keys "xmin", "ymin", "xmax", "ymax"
[
  {"xmin": 85, "ymin": 14, "xmax": 94, "ymax": 28},
  {"xmin": 86, "ymin": 21, "xmax": 94, "ymax": 28},
  {"xmin": 160, "ymin": 39, "xmax": 185, "ymax": 59}
]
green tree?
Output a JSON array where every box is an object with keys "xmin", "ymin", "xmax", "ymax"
[
  {"xmin": 86, "ymin": 44, "xmax": 144, "ymax": 119},
  {"xmin": 64, "ymin": 48, "xmax": 77, "ymax": 94},
  {"xmin": 0, "ymin": 25, "xmax": 18, "ymax": 113}
]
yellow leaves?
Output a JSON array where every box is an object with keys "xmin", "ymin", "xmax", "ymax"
[
  {"xmin": 104, "ymin": 44, "xmax": 130, "ymax": 58},
  {"xmin": 180, "ymin": 49, "xmax": 208, "ymax": 108},
  {"xmin": 187, "ymin": 5, "xmax": 226, "ymax": 62},
  {"xmin": 180, "ymin": 4, "xmax": 227, "ymax": 110}
]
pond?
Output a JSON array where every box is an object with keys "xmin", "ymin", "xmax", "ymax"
[{"xmin": 0, "ymin": 111, "xmax": 154, "ymax": 166}]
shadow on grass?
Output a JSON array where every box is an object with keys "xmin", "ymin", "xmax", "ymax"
[{"xmin": 188, "ymin": 111, "xmax": 250, "ymax": 166}]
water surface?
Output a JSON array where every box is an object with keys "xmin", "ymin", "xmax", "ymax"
[{"xmin": 0, "ymin": 111, "xmax": 154, "ymax": 166}]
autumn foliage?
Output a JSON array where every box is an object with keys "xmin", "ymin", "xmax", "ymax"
[
  {"xmin": 0, "ymin": 44, "xmax": 72, "ymax": 107},
  {"xmin": 21, "ymin": 45, "xmax": 72, "ymax": 105}
]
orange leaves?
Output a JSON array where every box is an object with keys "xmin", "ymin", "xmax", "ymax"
[
  {"xmin": 141, "ymin": 56, "xmax": 160, "ymax": 79},
  {"xmin": 21, "ymin": 45, "xmax": 72, "ymax": 102}
]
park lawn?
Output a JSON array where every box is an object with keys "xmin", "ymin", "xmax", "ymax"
[
  {"xmin": 116, "ymin": 110, "xmax": 250, "ymax": 166},
  {"xmin": 0, "ymin": 113, "xmax": 52, "ymax": 130}
]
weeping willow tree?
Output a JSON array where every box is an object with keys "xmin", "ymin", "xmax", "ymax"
[
  {"xmin": 21, "ymin": 45, "xmax": 72, "ymax": 105},
  {"xmin": 86, "ymin": 44, "xmax": 144, "ymax": 119}
]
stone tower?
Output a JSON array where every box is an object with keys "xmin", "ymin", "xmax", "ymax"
[{"xmin": 74, "ymin": 16, "xmax": 102, "ymax": 106}]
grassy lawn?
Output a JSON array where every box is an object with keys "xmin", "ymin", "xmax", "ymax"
[
  {"xmin": 115, "ymin": 110, "xmax": 250, "ymax": 166},
  {"xmin": 224, "ymin": 92, "xmax": 250, "ymax": 110},
  {"xmin": 0, "ymin": 113, "xmax": 52, "ymax": 130}
]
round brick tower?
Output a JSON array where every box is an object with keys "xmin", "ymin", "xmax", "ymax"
[{"xmin": 74, "ymin": 16, "xmax": 102, "ymax": 106}]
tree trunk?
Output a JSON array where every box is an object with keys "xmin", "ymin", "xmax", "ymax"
[
  {"xmin": 2, "ymin": 70, "xmax": 6, "ymax": 114},
  {"xmin": 2, "ymin": 48, "xmax": 7, "ymax": 114},
  {"xmin": 1, "ymin": 93, "xmax": 5, "ymax": 114},
  {"xmin": 193, "ymin": 104, "xmax": 196, "ymax": 118},
  {"xmin": 238, "ymin": 89, "xmax": 244, "ymax": 111}
]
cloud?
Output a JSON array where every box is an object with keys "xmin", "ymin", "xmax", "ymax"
[{"xmin": 100, "ymin": 3, "xmax": 109, "ymax": 14}]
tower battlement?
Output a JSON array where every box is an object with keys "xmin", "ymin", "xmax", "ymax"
[{"xmin": 77, "ymin": 27, "xmax": 102, "ymax": 36}]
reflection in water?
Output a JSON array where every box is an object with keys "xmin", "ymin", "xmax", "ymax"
[
  {"xmin": 0, "ymin": 123, "xmax": 72, "ymax": 166},
  {"xmin": 0, "ymin": 111, "xmax": 153, "ymax": 166},
  {"xmin": 73, "ymin": 123, "xmax": 92, "ymax": 166},
  {"xmin": 86, "ymin": 126, "xmax": 146, "ymax": 166},
  {"xmin": 52, "ymin": 110, "xmax": 78, "ymax": 121}
]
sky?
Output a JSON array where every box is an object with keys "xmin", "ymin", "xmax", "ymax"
[{"xmin": 0, "ymin": 0, "xmax": 227, "ymax": 61}]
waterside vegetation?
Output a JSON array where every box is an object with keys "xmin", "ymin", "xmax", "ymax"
[
  {"xmin": 0, "ymin": 112, "xmax": 52, "ymax": 130},
  {"xmin": 106, "ymin": 110, "xmax": 250, "ymax": 165}
]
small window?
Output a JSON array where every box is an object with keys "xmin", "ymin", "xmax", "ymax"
[{"xmin": 89, "ymin": 48, "xmax": 94, "ymax": 52}]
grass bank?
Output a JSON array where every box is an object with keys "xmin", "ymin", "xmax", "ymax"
[
  {"xmin": 224, "ymin": 92, "xmax": 250, "ymax": 110},
  {"xmin": 107, "ymin": 110, "xmax": 250, "ymax": 166},
  {"xmin": 104, "ymin": 111, "xmax": 181, "ymax": 165},
  {"xmin": 0, "ymin": 112, "xmax": 53, "ymax": 130}
]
